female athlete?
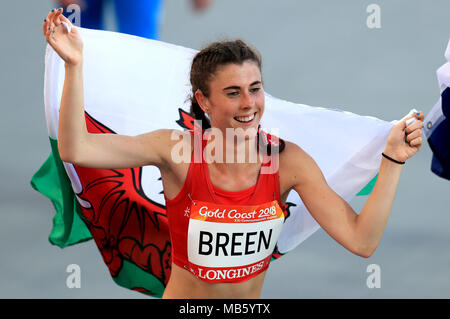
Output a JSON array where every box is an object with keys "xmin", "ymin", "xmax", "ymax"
[{"xmin": 43, "ymin": 9, "xmax": 424, "ymax": 299}]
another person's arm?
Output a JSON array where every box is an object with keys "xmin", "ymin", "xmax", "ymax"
[{"xmin": 191, "ymin": 0, "xmax": 213, "ymax": 11}]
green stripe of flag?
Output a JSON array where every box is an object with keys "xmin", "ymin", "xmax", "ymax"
[
  {"xmin": 356, "ymin": 173, "xmax": 378, "ymax": 196},
  {"xmin": 30, "ymin": 137, "xmax": 92, "ymax": 248}
]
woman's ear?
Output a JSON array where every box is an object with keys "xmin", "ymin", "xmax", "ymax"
[{"xmin": 194, "ymin": 89, "xmax": 209, "ymax": 114}]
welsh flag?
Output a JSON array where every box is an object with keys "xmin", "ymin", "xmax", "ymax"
[{"xmin": 31, "ymin": 28, "xmax": 399, "ymax": 297}]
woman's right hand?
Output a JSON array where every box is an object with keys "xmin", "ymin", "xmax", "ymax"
[{"xmin": 43, "ymin": 8, "xmax": 83, "ymax": 66}]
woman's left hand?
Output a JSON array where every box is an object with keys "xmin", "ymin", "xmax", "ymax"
[{"xmin": 383, "ymin": 111, "xmax": 425, "ymax": 163}]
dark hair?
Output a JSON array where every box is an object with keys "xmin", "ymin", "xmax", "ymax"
[{"xmin": 189, "ymin": 39, "xmax": 285, "ymax": 154}]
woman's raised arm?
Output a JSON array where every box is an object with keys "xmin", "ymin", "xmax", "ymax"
[
  {"xmin": 43, "ymin": 9, "xmax": 174, "ymax": 170},
  {"xmin": 284, "ymin": 111, "xmax": 424, "ymax": 258}
]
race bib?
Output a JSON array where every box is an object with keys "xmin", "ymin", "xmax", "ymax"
[{"xmin": 187, "ymin": 200, "xmax": 285, "ymax": 283}]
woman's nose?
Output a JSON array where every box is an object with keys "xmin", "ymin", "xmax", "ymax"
[{"xmin": 241, "ymin": 91, "xmax": 254, "ymax": 108}]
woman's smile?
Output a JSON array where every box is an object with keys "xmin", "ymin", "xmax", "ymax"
[{"xmin": 234, "ymin": 111, "xmax": 257, "ymax": 124}]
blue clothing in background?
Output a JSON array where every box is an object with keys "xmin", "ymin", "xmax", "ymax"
[
  {"xmin": 427, "ymin": 87, "xmax": 450, "ymax": 180},
  {"xmin": 67, "ymin": 0, "xmax": 163, "ymax": 39}
]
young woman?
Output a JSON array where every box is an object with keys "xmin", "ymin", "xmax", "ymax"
[{"xmin": 43, "ymin": 9, "xmax": 424, "ymax": 299}]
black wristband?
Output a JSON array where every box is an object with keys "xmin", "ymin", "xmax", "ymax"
[{"xmin": 382, "ymin": 152, "xmax": 405, "ymax": 165}]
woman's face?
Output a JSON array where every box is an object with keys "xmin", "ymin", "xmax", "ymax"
[{"xmin": 196, "ymin": 61, "xmax": 265, "ymax": 136}]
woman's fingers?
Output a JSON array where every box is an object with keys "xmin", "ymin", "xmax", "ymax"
[
  {"xmin": 44, "ymin": 9, "xmax": 58, "ymax": 44},
  {"xmin": 43, "ymin": 8, "xmax": 60, "ymax": 34},
  {"xmin": 43, "ymin": 8, "xmax": 71, "ymax": 39},
  {"xmin": 43, "ymin": 11, "xmax": 52, "ymax": 35},
  {"xmin": 54, "ymin": 8, "xmax": 63, "ymax": 27},
  {"xmin": 59, "ymin": 14, "xmax": 75, "ymax": 34},
  {"xmin": 59, "ymin": 13, "xmax": 73, "ymax": 27},
  {"xmin": 409, "ymin": 136, "xmax": 423, "ymax": 147},
  {"xmin": 48, "ymin": 10, "xmax": 56, "ymax": 32},
  {"xmin": 46, "ymin": 9, "xmax": 55, "ymax": 22},
  {"xmin": 406, "ymin": 120, "xmax": 423, "ymax": 134},
  {"xmin": 406, "ymin": 127, "xmax": 422, "ymax": 143},
  {"xmin": 42, "ymin": 19, "xmax": 47, "ymax": 35},
  {"xmin": 45, "ymin": 28, "xmax": 56, "ymax": 46},
  {"xmin": 403, "ymin": 111, "xmax": 424, "ymax": 132},
  {"xmin": 48, "ymin": 9, "xmax": 56, "ymax": 27},
  {"xmin": 405, "ymin": 120, "xmax": 424, "ymax": 150}
]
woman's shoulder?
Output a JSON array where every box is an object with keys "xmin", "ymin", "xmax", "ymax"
[
  {"xmin": 279, "ymin": 140, "xmax": 310, "ymax": 163},
  {"xmin": 163, "ymin": 127, "xmax": 195, "ymax": 154},
  {"xmin": 141, "ymin": 128, "xmax": 194, "ymax": 167},
  {"xmin": 279, "ymin": 139, "xmax": 321, "ymax": 187},
  {"xmin": 153, "ymin": 128, "xmax": 194, "ymax": 147}
]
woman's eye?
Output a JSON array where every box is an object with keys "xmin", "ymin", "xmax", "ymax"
[{"xmin": 227, "ymin": 91, "xmax": 239, "ymax": 97}]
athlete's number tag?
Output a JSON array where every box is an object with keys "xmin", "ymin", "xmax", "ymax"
[{"xmin": 187, "ymin": 200, "xmax": 284, "ymax": 282}]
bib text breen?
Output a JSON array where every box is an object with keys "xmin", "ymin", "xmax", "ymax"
[{"xmin": 198, "ymin": 229, "xmax": 273, "ymax": 256}]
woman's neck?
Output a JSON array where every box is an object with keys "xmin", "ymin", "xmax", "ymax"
[{"xmin": 202, "ymin": 128, "xmax": 263, "ymax": 175}]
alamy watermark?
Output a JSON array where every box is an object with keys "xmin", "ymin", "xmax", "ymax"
[
  {"xmin": 366, "ymin": 263, "xmax": 381, "ymax": 288},
  {"xmin": 64, "ymin": 4, "xmax": 81, "ymax": 27},
  {"xmin": 366, "ymin": 4, "xmax": 381, "ymax": 29},
  {"xmin": 66, "ymin": 264, "xmax": 81, "ymax": 289}
]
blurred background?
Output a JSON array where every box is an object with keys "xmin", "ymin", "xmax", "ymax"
[{"xmin": 1, "ymin": 0, "xmax": 449, "ymax": 298}]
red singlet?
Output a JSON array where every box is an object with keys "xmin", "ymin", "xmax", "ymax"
[{"xmin": 164, "ymin": 129, "xmax": 287, "ymax": 283}]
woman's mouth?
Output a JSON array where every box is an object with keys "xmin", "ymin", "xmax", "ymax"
[{"xmin": 234, "ymin": 112, "xmax": 256, "ymax": 124}]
